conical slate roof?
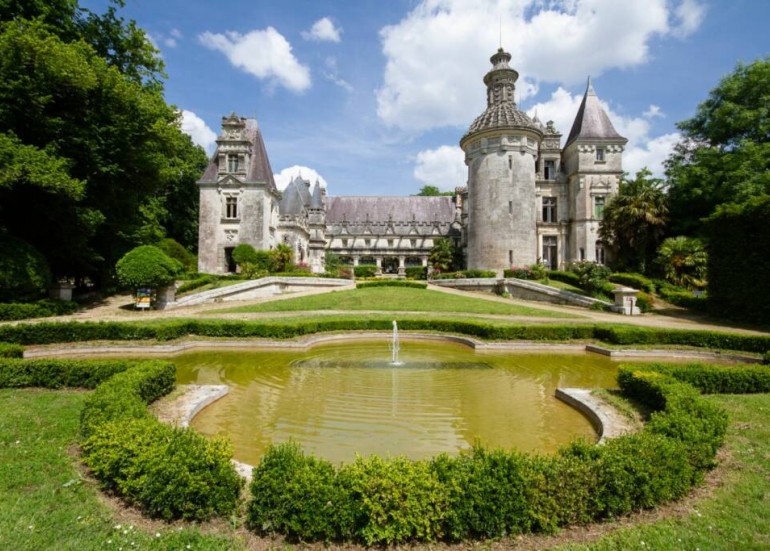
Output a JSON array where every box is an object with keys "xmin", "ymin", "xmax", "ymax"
[
  {"xmin": 310, "ymin": 180, "xmax": 324, "ymax": 208},
  {"xmin": 280, "ymin": 175, "xmax": 311, "ymax": 215},
  {"xmin": 565, "ymin": 79, "xmax": 626, "ymax": 147}
]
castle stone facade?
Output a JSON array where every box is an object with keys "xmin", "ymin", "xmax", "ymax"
[{"xmin": 197, "ymin": 48, "xmax": 626, "ymax": 276}]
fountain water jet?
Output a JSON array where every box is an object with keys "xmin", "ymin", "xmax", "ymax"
[{"xmin": 390, "ymin": 320, "xmax": 403, "ymax": 365}]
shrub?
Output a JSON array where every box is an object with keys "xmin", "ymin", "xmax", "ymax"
[
  {"xmin": 354, "ymin": 265, "xmax": 377, "ymax": 278},
  {"xmin": 115, "ymin": 245, "xmax": 181, "ymax": 289},
  {"xmin": 232, "ymin": 243, "xmax": 259, "ymax": 267},
  {"xmin": 504, "ymin": 266, "xmax": 534, "ymax": 279},
  {"xmin": 356, "ymin": 280, "xmax": 427, "ymax": 289},
  {"xmin": 0, "ymin": 358, "xmax": 136, "ymax": 388},
  {"xmin": 0, "ymin": 299, "xmax": 78, "ymax": 321},
  {"xmin": 433, "ymin": 270, "xmax": 496, "ymax": 280},
  {"xmin": 176, "ymin": 274, "xmax": 217, "ymax": 294},
  {"xmin": 609, "ymin": 272, "xmax": 656, "ymax": 293},
  {"xmin": 619, "ymin": 362, "xmax": 770, "ymax": 395},
  {"xmin": 546, "ymin": 270, "xmax": 581, "ymax": 286},
  {"xmin": 0, "ymin": 343, "xmax": 23, "ymax": 358},
  {"xmin": 248, "ymin": 442, "xmax": 353, "ymax": 541},
  {"xmin": 155, "ymin": 238, "xmax": 196, "ymax": 272},
  {"xmin": 339, "ymin": 455, "xmax": 446, "ymax": 545},
  {"xmin": 635, "ymin": 291, "xmax": 653, "ymax": 313},
  {"xmin": 765, "ymin": 351, "xmax": 770, "ymax": 365},
  {"xmin": 567, "ymin": 261, "xmax": 611, "ymax": 295},
  {"xmin": 0, "ymin": 236, "xmax": 52, "ymax": 302},
  {"xmin": 405, "ymin": 266, "xmax": 427, "ymax": 280}
]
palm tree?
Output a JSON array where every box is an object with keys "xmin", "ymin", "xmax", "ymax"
[
  {"xmin": 599, "ymin": 168, "xmax": 669, "ymax": 274},
  {"xmin": 655, "ymin": 236, "xmax": 707, "ymax": 289}
]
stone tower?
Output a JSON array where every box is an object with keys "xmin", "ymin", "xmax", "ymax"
[
  {"xmin": 562, "ymin": 80, "xmax": 627, "ymax": 264},
  {"xmin": 460, "ymin": 48, "xmax": 543, "ymax": 273}
]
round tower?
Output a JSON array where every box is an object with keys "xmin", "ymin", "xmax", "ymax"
[{"xmin": 460, "ymin": 48, "xmax": 543, "ymax": 273}]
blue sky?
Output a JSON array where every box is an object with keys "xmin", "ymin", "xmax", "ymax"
[{"xmin": 82, "ymin": 0, "xmax": 769, "ymax": 196}]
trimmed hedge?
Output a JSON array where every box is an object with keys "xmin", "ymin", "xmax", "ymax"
[
  {"xmin": 609, "ymin": 273, "xmax": 656, "ymax": 293},
  {"xmin": 246, "ymin": 362, "xmax": 741, "ymax": 543},
  {"xmin": 618, "ymin": 362, "xmax": 770, "ymax": 395},
  {"xmin": 405, "ymin": 266, "xmax": 427, "ymax": 280},
  {"xmin": 356, "ymin": 280, "xmax": 428, "ymax": 289},
  {"xmin": 0, "ymin": 342, "xmax": 23, "ymax": 358},
  {"xmin": 354, "ymin": 265, "xmax": 377, "ymax": 278},
  {"xmin": 546, "ymin": 270, "xmax": 582, "ymax": 286},
  {"xmin": 0, "ymin": 319, "xmax": 767, "ymax": 354},
  {"xmin": 432, "ymin": 270, "xmax": 497, "ymax": 280},
  {"xmin": 0, "ymin": 299, "xmax": 78, "ymax": 321},
  {"xmin": 0, "ymin": 358, "xmax": 135, "ymax": 388}
]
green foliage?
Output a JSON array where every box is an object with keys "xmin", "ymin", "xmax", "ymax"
[
  {"xmin": 635, "ymin": 291, "xmax": 654, "ymax": 313},
  {"xmin": 269, "ymin": 243, "xmax": 293, "ymax": 273},
  {"xmin": 666, "ymin": 58, "xmax": 770, "ymax": 236},
  {"xmin": 356, "ymin": 280, "xmax": 428, "ymax": 289},
  {"xmin": 704, "ymin": 195, "xmax": 770, "ymax": 324},
  {"xmin": 115, "ymin": 245, "xmax": 181, "ymax": 289},
  {"xmin": 404, "ymin": 266, "xmax": 427, "ymax": 279},
  {"xmin": 0, "ymin": 236, "xmax": 52, "ymax": 302},
  {"xmin": 353, "ymin": 265, "xmax": 377, "ymax": 278},
  {"xmin": 0, "ymin": 298, "xmax": 77, "ymax": 321},
  {"xmin": 655, "ymin": 236, "xmax": 708, "ymax": 289},
  {"xmin": 432, "ymin": 269, "xmax": 497, "ymax": 279},
  {"xmin": 546, "ymin": 269, "xmax": 582, "ymax": 286},
  {"xmin": 609, "ymin": 272, "xmax": 656, "ymax": 293},
  {"xmin": 155, "ymin": 238, "xmax": 196, "ymax": 272},
  {"xmin": 0, "ymin": 358, "xmax": 136, "ymax": 389},
  {"xmin": 414, "ymin": 185, "xmax": 454, "ymax": 196},
  {"xmin": 620, "ymin": 362, "xmax": 770, "ymax": 395},
  {"xmin": 429, "ymin": 238, "xmax": 462, "ymax": 273},
  {"xmin": 0, "ymin": 342, "xmax": 23, "ymax": 358},
  {"xmin": 599, "ymin": 169, "xmax": 668, "ymax": 273},
  {"xmin": 567, "ymin": 261, "xmax": 612, "ymax": 296},
  {"xmin": 231, "ymin": 243, "xmax": 258, "ymax": 266}
]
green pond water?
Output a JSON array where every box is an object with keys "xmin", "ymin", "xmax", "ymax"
[{"xmin": 173, "ymin": 340, "xmax": 619, "ymax": 465}]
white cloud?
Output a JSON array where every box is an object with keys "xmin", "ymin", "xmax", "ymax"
[
  {"xmin": 413, "ymin": 145, "xmax": 466, "ymax": 189},
  {"xmin": 180, "ymin": 110, "xmax": 217, "ymax": 153},
  {"xmin": 170, "ymin": 28, "xmax": 183, "ymax": 39},
  {"xmin": 302, "ymin": 17, "xmax": 342, "ymax": 42},
  {"xmin": 643, "ymin": 105, "xmax": 664, "ymax": 119},
  {"xmin": 163, "ymin": 37, "xmax": 177, "ymax": 48},
  {"xmin": 323, "ymin": 56, "xmax": 354, "ymax": 92},
  {"xmin": 199, "ymin": 27, "xmax": 311, "ymax": 92},
  {"xmin": 376, "ymin": 0, "xmax": 706, "ymax": 131},
  {"xmin": 274, "ymin": 165, "xmax": 329, "ymax": 191},
  {"xmin": 527, "ymin": 86, "xmax": 677, "ymax": 177}
]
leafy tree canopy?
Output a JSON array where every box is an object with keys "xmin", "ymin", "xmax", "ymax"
[
  {"xmin": 0, "ymin": 235, "xmax": 52, "ymax": 302},
  {"xmin": 666, "ymin": 57, "xmax": 770, "ymax": 235},
  {"xmin": 414, "ymin": 185, "xmax": 454, "ymax": 196},
  {"xmin": 599, "ymin": 168, "xmax": 668, "ymax": 275},
  {"xmin": 115, "ymin": 245, "xmax": 180, "ymax": 289}
]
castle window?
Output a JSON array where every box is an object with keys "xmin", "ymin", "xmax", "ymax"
[
  {"xmin": 508, "ymin": 155, "xmax": 512, "ymax": 169},
  {"xmin": 509, "ymin": 201, "xmax": 513, "ymax": 215},
  {"xmin": 595, "ymin": 148, "xmax": 605, "ymax": 162},
  {"xmin": 388, "ymin": 239, "xmax": 394, "ymax": 248},
  {"xmin": 365, "ymin": 239, "xmax": 371, "ymax": 247},
  {"xmin": 224, "ymin": 196, "xmax": 238, "ymax": 219},
  {"xmin": 544, "ymin": 160, "xmax": 556, "ymax": 180},
  {"xmin": 410, "ymin": 238, "xmax": 417, "ymax": 248},
  {"xmin": 542, "ymin": 236, "xmax": 557, "ymax": 269},
  {"xmin": 596, "ymin": 241, "xmax": 606, "ymax": 264},
  {"xmin": 542, "ymin": 197, "xmax": 557, "ymax": 223},
  {"xmin": 227, "ymin": 154, "xmax": 240, "ymax": 173},
  {"xmin": 509, "ymin": 250, "xmax": 513, "ymax": 265},
  {"xmin": 594, "ymin": 196, "xmax": 606, "ymax": 220},
  {"xmin": 342, "ymin": 238, "xmax": 349, "ymax": 248}
]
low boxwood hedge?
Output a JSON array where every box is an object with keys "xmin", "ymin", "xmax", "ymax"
[
  {"xmin": 246, "ymin": 362, "xmax": 742, "ymax": 543},
  {"xmin": 609, "ymin": 273, "xmax": 656, "ymax": 293},
  {"xmin": 0, "ymin": 358, "xmax": 136, "ymax": 388},
  {"xmin": 356, "ymin": 280, "xmax": 428, "ymax": 289},
  {"xmin": 1, "ymin": 319, "xmax": 767, "ymax": 355},
  {"xmin": 0, "ymin": 342, "xmax": 23, "ymax": 358},
  {"xmin": 0, "ymin": 299, "xmax": 78, "ymax": 321}
]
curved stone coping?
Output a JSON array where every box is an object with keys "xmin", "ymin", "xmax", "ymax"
[
  {"xmin": 24, "ymin": 336, "xmax": 760, "ymax": 363},
  {"xmin": 556, "ymin": 388, "xmax": 631, "ymax": 444}
]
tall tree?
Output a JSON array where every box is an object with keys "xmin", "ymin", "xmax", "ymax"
[
  {"xmin": 414, "ymin": 185, "xmax": 454, "ymax": 196},
  {"xmin": 666, "ymin": 57, "xmax": 770, "ymax": 236},
  {"xmin": 598, "ymin": 169, "xmax": 668, "ymax": 274}
]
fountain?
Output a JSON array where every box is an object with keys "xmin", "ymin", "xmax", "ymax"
[{"xmin": 390, "ymin": 320, "xmax": 403, "ymax": 365}]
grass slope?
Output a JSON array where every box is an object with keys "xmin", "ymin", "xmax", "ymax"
[
  {"xmin": 210, "ymin": 286, "xmax": 578, "ymax": 318},
  {"xmin": 1, "ymin": 389, "xmax": 769, "ymax": 549}
]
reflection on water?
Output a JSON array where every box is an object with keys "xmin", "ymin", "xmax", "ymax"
[{"xmin": 173, "ymin": 340, "xmax": 619, "ymax": 465}]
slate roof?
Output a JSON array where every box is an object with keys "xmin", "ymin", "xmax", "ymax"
[
  {"xmin": 565, "ymin": 80, "xmax": 626, "ymax": 147},
  {"xmin": 325, "ymin": 196, "xmax": 455, "ymax": 224},
  {"xmin": 310, "ymin": 181, "xmax": 324, "ymax": 208},
  {"xmin": 465, "ymin": 103, "xmax": 541, "ymax": 136},
  {"xmin": 198, "ymin": 120, "xmax": 278, "ymax": 193}
]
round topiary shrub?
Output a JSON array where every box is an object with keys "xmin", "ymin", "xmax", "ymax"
[
  {"xmin": 115, "ymin": 245, "xmax": 181, "ymax": 289},
  {"xmin": 0, "ymin": 236, "xmax": 52, "ymax": 302},
  {"xmin": 155, "ymin": 238, "xmax": 196, "ymax": 272}
]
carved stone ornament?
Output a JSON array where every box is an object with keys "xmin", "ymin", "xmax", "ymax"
[{"xmin": 224, "ymin": 230, "xmax": 238, "ymax": 242}]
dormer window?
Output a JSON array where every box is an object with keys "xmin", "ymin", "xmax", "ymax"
[
  {"xmin": 227, "ymin": 154, "xmax": 240, "ymax": 173},
  {"xmin": 544, "ymin": 160, "xmax": 556, "ymax": 180},
  {"xmin": 595, "ymin": 148, "xmax": 605, "ymax": 162}
]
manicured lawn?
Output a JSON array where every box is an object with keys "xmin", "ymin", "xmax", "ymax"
[
  {"xmin": 209, "ymin": 286, "xmax": 580, "ymax": 318},
  {"xmin": 2, "ymin": 388, "xmax": 769, "ymax": 549}
]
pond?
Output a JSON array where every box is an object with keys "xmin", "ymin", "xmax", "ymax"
[{"xmin": 173, "ymin": 339, "xmax": 619, "ymax": 465}]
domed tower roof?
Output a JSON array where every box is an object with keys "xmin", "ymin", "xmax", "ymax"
[{"xmin": 461, "ymin": 48, "xmax": 543, "ymax": 143}]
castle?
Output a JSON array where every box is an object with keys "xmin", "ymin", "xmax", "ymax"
[{"xmin": 197, "ymin": 48, "xmax": 626, "ymax": 275}]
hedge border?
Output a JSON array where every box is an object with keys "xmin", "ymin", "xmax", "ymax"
[
  {"xmin": 1, "ymin": 319, "xmax": 768, "ymax": 354},
  {"xmin": 356, "ymin": 280, "xmax": 428, "ymax": 290}
]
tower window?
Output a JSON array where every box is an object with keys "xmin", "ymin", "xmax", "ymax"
[
  {"xmin": 227, "ymin": 154, "xmax": 240, "ymax": 172},
  {"xmin": 594, "ymin": 196, "xmax": 606, "ymax": 220},
  {"xmin": 544, "ymin": 160, "xmax": 556, "ymax": 180},
  {"xmin": 224, "ymin": 196, "xmax": 238, "ymax": 219},
  {"xmin": 508, "ymin": 155, "xmax": 512, "ymax": 169},
  {"xmin": 542, "ymin": 197, "xmax": 557, "ymax": 223},
  {"xmin": 508, "ymin": 201, "xmax": 513, "ymax": 215},
  {"xmin": 509, "ymin": 250, "xmax": 513, "ymax": 265},
  {"xmin": 595, "ymin": 148, "xmax": 605, "ymax": 162}
]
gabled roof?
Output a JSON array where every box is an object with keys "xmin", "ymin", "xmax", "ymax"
[
  {"xmin": 325, "ymin": 196, "xmax": 455, "ymax": 224},
  {"xmin": 565, "ymin": 79, "xmax": 626, "ymax": 147},
  {"xmin": 198, "ymin": 120, "xmax": 278, "ymax": 193}
]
